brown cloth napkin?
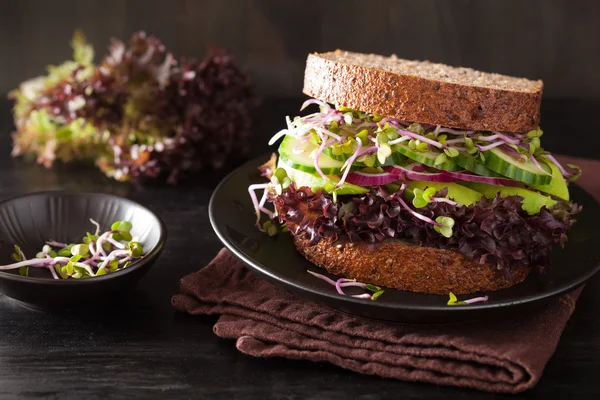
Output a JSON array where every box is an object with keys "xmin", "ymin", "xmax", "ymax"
[
  {"xmin": 173, "ymin": 250, "xmax": 582, "ymax": 393},
  {"xmin": 172, "ymin": 155, "xmax": 598, "ymax": 394}
]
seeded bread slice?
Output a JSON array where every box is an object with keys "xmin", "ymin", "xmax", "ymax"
[
  {"xmin": 294, "ymin": 235, "xmax": 530, "ymax": 295},
  {"xmin": 303, "ymin": 50, "xmax": 543, "ymax": 133}
]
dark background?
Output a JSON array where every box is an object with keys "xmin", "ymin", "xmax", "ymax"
[
  {"xmin": 1, "ymin": 2, "xmax": 600, "ymax": 399},
  {"xmin": 1, "ymin": 0, "xmax": 599, "ymax": 99}
]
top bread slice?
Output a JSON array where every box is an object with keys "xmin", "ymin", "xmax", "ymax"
[{"xmin": 303, "ymin": 50, "xmax": 543, "ymax": 133}]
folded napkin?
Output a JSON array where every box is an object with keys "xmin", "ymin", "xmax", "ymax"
[
  {"xmin": 172, "ymin": 155, "xmax": 596, "ymax": 393},
  {"xmin": 172, "ymin": 249, "xmax": 582, "ymax": 393}
]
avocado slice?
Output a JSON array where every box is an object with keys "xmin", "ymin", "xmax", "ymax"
[
  {"xmin": 531, "ymin": 158, "xmax": 569, "ymax": 201},
  {"xmin": 277, "ymin": 160, "xmax": 369, "ymax": 195},
  {"xmin": 406, "ymin": 181, "xmax": 483, "ymax": 206},
  {"xmin": 464, "ymin": 182, "xmax": 557, "ymax": 215}
]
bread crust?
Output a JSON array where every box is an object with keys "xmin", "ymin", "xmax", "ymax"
[
  {"xmin": 295, "ymin": 235, "xmax": 530, "ymax": 295},
  {"xmin": 303, "ymin": 52, "xmax": 543, "ymax": 133}
]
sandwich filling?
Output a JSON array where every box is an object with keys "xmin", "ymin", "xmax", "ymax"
[{"xmin": 251, "ymin": 99, "xmax": 581, "ymax": 277}]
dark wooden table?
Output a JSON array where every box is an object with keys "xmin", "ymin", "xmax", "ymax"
[{"xmin": 1, "ymin": 98, "xmax": 599, "ymax": 399}]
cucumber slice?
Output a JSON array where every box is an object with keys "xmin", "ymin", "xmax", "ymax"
[
  {"xmin": 406, "ymin": 181, "xmax": 482, "ymax": 206},
  {"xmin": 482, "ymin": 148, "xmax": 552, "ymax": 185},
  {"xmin": 454, "ymin": 151, "xmax": 501, "ymax": 177},
  {"xmin": 277, "ymin": 160, "xmax": 368, "ymax": 195},
  {"xmin": 279, "ymin": 136, "xmax": 346, "ymax": 175},
  {"xmin": 395, "ymin": 144, "xmax": 460, "ymax": 172},
  {"xmin": 531, "ymin": 157, "xmax": 569, "ymax": 201},
  {"xmin": 464, "ymin": 182, "xmax": 557, "ymax": 215}
]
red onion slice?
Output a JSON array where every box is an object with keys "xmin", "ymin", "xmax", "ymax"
[
  {"xmin": 345, "ymin": 171, "xmax": 401, "ymax": 186},
  {"xmin": 385, "ymin": 165, "xmax": 455, "ymax": 182}
]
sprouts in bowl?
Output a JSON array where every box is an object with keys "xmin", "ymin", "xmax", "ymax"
[{"xmin": 0, "ymin": 191, "xmax": 166, "ymax": 308}]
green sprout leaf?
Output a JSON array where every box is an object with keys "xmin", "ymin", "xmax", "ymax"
[
  {"xmin": 434, "ymin": 152, "xmax": 447, "ymax": 166},
  {"xmin": 58, "ymin": 248, "xmax": 72, "ymax": 257},
  {"xmin": 444, "ymin": 147, "xmax": 459, "ymax": 158},
  {"xmin": 566, "ymin": 164, "xmax": 582, "ymax": 182},
  {"xmin": 416, "ymin": 141, "xmax": 429, "ymax": 152},
  {"xmin": 464, "ymin": 137, "xmax": 475, "ymax": 152},
  {"xmin": 273, "ymin": 168, "xmax": 288, "ymax": 183},
  {"xmin": 262, "ymin": 220, "xmax": 278, "ymax": 237},
  {"xmin": 377, "ymin": 143, "xmax": 392, "ymax": 165},
  {"xmin": 120, "ymin": 232, "xmax": 132, "ymax": 242},
  {"xmin": 371, "ymin": 290, "xmax": 385, "ymax": 301},
  {"xmin": 366, "ymin": 283, "xmax": 381, "ymax": 292},
  {"xmin": 55, "ymin": 265, "xmax": 68, "ymax": 279},
  {"xmin": 331, "ymin": 143, "xmax": 344, "ymax": 156},
  {"xmin": 83, "ymin": 232, "xmax": 98, "ymax": 245},
  {"xmin": 434, "ymin": 216, "xmax": 455, "ymax": 238},
  {"xmin": 128, "ymin": 242, "xmax": 144, "ymax": 257},
  {"xmin": 111, "ymin": 220, "xmax": 132, "ymax": 233},
  {"xmin": 376, "ymin": 132, "xmax": 389, "ymax": 145},
  {"xmin": 11, "ymin": 245, "xmax": 24, "ymax": 262},
  {"xmin": 70, "ymin": 244, "xmax": 89, "ymax": 257},
  {"xmin": 96, "ymin": 268, "xmax": 107, "ymax": 276},
  {"xmin": 359, "ymin": 154, "xmax": 377, "ymax": 168},
  {"xmin": 412, "ymin": 187, "xmax": 437, "ymax": 208},
  {"xmin": 447, "ymin": 292, "xmax": 467, "ymax": 306},
  {"xmin": 527, "ymin": 127, "xmax": 543, "ymax": 139},
  {"xmin": 356, "ymin": 129, "xmax": 369, "ymax": 145},
  {"xmin": 384, "ymin": 127, "xmax": 399, "ymax": 140},
  {"xmin": 406, "ymin": 123, "xmax": 425, "ymax": 135},
  {"xmin": 109, "ymin": 259, "xmax": 119, "ymax": 272},
  {"xmin": 19, "ymin": 266, "xmax": 29, "ymax": 277}
]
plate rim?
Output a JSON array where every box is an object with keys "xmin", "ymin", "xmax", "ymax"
[{"xmin": 209, "ymin": 155, "xmax": 600, "ymax": 314}]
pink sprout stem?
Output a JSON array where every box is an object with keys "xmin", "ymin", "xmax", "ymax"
[
  {"xmin": 339, "ymin": 281, "xmax": 368, "ymax": 289},
  {"xmin": 107, "ymin": 237, "xmax": 126, "ymax": 249},
  {"xmin": 437, "ymin": 127, "xmax": 477, "ymax": 135},
  {"xmin": 477, "ymin": 141, "xmax": 505, "ymax": 151},
  {"xmin": 476, "ymin": 134, "xmax": 520, "ymax": 145},
  {"xmin": 446, "ymin": 138, "xmax": 466, "ymax": 145},
  {"xmin": 464, "ymin": 296, "xmax": 489, "ymax": 304},
  {"xmin": 336, "ymin": 139, "xmax": 362, "ymax": 188},
  {"xmin": 307, "ymin": 270, "xmax": 337, "ymax": 286},
  {"xmin": 530, "ymin": 155, "xmax": 552, "ymax": 176},
  {"xmin": 396, "ymin": 129, "xmax": 446, "ymax": 149},
  {"xmin": 48, "ymin": 264, "xmax": 59, "ymax": 279},
  {"xmin": 387, "ymin": 136, "xmax": 411, "ymax": 145},
  {"xmin": 313, "ymin": 139, "xmax": 336, "ymax": 180},
  {"xmin": 335, "ymin": 278, "xmax": 346, "ymax": 295},
  {"xmin": 248, "ymin": 183, "xmax": 274, "ymax": 228},
  {"xmin": 544, "ymin": 154, "xmax": 572, "ymax": 178},
  {"xmin": 432, "ymin": 197, "xmax": 459, "ymax": 206}
]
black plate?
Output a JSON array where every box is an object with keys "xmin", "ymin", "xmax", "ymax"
[
  {"xmin": 209, "ymin": 156, "xmax": 600, "ymax": 323},
  {"xmin": 0, "ymin": 191, "xmax": 166, "ymax": 309}
]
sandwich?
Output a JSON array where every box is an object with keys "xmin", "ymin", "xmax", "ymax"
[{"xmin": 250, "ymin": 50, "xmax": 582, "ymax": 296}]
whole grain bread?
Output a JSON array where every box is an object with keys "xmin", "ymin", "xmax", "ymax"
[
  {"xmin": 303, "ymin": 50, "xmax": 543, "ymax": 133},
  {"xmin": 294, "ymin": 235, "xmax": 530, "ymax": 295}
]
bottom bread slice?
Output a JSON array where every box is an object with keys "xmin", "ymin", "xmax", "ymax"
[{"xmin": 294, "ymin": 235, "xmax": 530, "ymax": 295}]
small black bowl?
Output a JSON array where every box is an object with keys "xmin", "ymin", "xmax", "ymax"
[{"xmin": 0, "ymin": 191, "xmax": 166, "ymax": 309}]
